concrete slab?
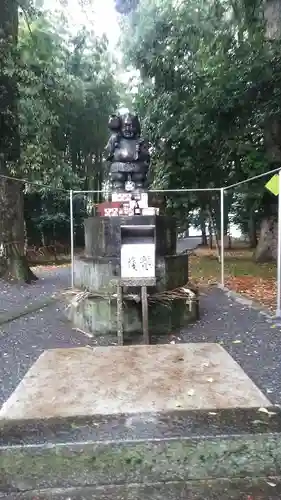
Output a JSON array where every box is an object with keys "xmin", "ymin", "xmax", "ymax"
[{"xmin": 0, "ymin": 343, "xmax": 270, "ymax": 420}]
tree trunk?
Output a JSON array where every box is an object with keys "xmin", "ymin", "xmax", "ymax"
[
  {"xmin": 207, "ymin": 206, "xmax": 220, "ymax": 261},
  {"xmin": 248, "ymin": 212, "xmax": 258, "ymax": 248},
  {"xmin": 228, "ymin": 233, "xmax": 232, "ymax": 249},
  {"xmin": 254, "ymin": 217, "xmax": 277, "ymax": 262},
  {"xmin": 208, "ymin": 219, "xmax": 213, "ymax": 249},
  {"xmin": 199, "ymin": 209, "xmax": 207, "ymax": 245},
  {"xmin": 0, "ymin": 0, "xmax": 37, "ymax": 282},
  {"xmin": 0, "ymin": 173, "xmax": 37, "ymax": 281},
  {"xmin": 265, "ymin": 0, "xmax": 281, "ymax": 38}
]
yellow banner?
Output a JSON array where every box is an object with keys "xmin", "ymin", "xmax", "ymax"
[{"xmin": 265, "ymin": 174, "xmax": 279, "ymax": 196}]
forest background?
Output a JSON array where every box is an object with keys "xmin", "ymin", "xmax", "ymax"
[{"xmin": 1, "ymin": 0, "xmax": 281, "ymax": 307}]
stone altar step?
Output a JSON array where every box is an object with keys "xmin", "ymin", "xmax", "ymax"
[
  {"xmin": 1, "ymin": 343, "xmax": 280, "ymax": 497},
  {"xmin": 2, "ymin": 408, "xmax": 281, "ymax": 494},
  {"xmin": 0, "ymin": 344, "xmax": 270, "ymax": 419}
]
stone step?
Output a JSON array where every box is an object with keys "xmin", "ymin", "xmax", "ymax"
[
  {"xmin": 1, "ymin": 344, "xmax": 279, "ymax": 496},
  {"xmin": 1, "ymin": 408, "xmax": 281, "ymax": 493},
  {"xmin": 2, "ymin": 478, "xmax": 281, "ymax": 499}
]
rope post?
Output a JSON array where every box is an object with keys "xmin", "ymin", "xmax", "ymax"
[
  {"xmin": 220, "ymin": 187, "xmax": 225, "ymax": 288},
  {"xmin": 70, "ymin": 190, "xmax": 74, "ymax": 289},
  {"xmin": 276, "ymin": 170, "xmax": 281, "ymax": 317}
]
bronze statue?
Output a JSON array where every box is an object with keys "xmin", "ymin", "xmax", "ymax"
[{"xmin": 105, "ymin": 112, "xmax": 150, "ymax": 192}]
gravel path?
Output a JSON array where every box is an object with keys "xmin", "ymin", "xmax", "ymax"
[
  {"xmin": 0, "ymin": 301, "xmax": 89, "ymax": 406},
  {"xmin": 0, "ymin": 265, "xmax": 70, "ymax": 315},
  {"xmin": 1, "ymin": 271, "xmax": 281, "ymax": 407},
  {"xmin": 0, "ymin": 266, "xmax": 78, "ymax": 405}
]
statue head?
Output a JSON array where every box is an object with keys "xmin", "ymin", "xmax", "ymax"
[
  {"xmin": 121, "ymin": 113, "xmax": 141, "ymax": 139},
  {"xmin": 108, "ymin": 111, "xmax": 141, "ymax": 139}
]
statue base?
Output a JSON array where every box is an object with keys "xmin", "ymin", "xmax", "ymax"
[
  {"xmin": 66, "ymin": 291, "xmax": 198, "ymax": 339},
  {"xmin": 67, "ymin": 210, "xmax": 195, "ymax": 341},
  {"xmin": 72, "ymin": 254, "xmax": 189, "ymax": 294}
]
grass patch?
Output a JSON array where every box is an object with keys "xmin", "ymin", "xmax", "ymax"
[
  {"xmin": 190, "ymin": 248, "xmax": 276, "ymax": 282},
  {"xmin": 190, "ymin": 248, "xmax": 277, "ymax": 311}
]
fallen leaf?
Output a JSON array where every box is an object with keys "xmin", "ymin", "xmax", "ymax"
[
  {"xmin": 258, "ymin": 407, "xmax": 276, "ymax": 416},
  {"xmin": 172, "ymin": 355, "xmax": 184, "ymax": 362},
  {"xmin": 71, "ymin": 422, "xmax": 80, "ymax": 429},
  {"xmin": 224, "ymin": 275, "xmax": 277, "ymax": 312},
  {"xmin": 258, "ymin": 407, "xmax": 269, "ymax": 414}
]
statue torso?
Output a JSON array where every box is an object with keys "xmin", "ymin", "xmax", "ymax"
[
  {"xmin": 105, "ymin": 116, "xmax": 150, "ymax": 188},
  {"xmin": 109, "ymin": 136, "xmax": 150, "ymax": 174},
  {"xmin": 113, "ymin": 137, "xmax": 139, "ymax": 163}
]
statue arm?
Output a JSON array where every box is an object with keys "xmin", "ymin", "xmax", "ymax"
[
  {"xmin": 105, "ymin": 134, "xmax": 118, "ymax": 161},
  {"xmin": 138, "ymin": 138, "xmax": 150, "ymax": 162}
]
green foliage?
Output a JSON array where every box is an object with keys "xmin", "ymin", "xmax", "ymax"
[
  {"xmin": 121, "ymin": 0, "xmax": 281, "ymax": 235},
  {"xmin": 17, "ymin": 13, "xmax": 119, "ymax": 192},
  {"xmin": 0, "ymin": 7, "xmax": 120, "ymax": 245}
]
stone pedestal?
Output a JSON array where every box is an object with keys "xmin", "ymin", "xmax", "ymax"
[
  {"xmin": 84, "ymin": 215, "xmax": 177, "ymax": 259},
  {"xmin": 67, "ymin": 290, "xmax": 195, "ymax": 337},
  {"xmin": 68, "ymin": 214, "xmax": 193, "ymax": 338},
  {"xmin": 73, "ymin": 254, "xmax": 189, "ymax": 294}
]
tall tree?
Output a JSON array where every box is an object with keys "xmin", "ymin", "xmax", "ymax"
[
  {"xmin": 120, "ymin": 0, "xmax": 281, "ymax": 255},
  {"xmin": 0, "ymin": 0, "xmax": 37, "ymax": 281},
  {"xmin": 254, "ymin": 0, "xmax": 281, "ymax": 261},
  {"xmin": 0, "ymin": 6, "xmax": 119, "ymax": 277}
]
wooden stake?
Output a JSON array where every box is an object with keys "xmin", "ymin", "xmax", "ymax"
[
  {"xmin": 116, "ymin": 284, "xmax": 124, "ymax": 346},
  {"xmin": 141, "ymin": 285, "xmax": 149, "ymax": 344}
]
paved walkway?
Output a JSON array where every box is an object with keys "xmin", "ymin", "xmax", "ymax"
[
  {"xmin": 0, "ymin": 266, "xmax": 70, "ymax": 321},
  {"xmin": 0, "ymin": 272, "xmax": 281, "ymax": 407}
]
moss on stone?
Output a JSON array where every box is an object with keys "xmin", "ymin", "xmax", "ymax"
[{"xmin": 2, "ymin": 435, "xmax": 281, "ymax": 490}]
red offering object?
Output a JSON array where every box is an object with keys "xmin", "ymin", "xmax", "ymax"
[
  {"xmin": 97, "ymin": 201, "xmax": 134, "ymax": 217},
  {"xmin": 97, "ymin": 201, "xmax": 122, "ymax": 216}
]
